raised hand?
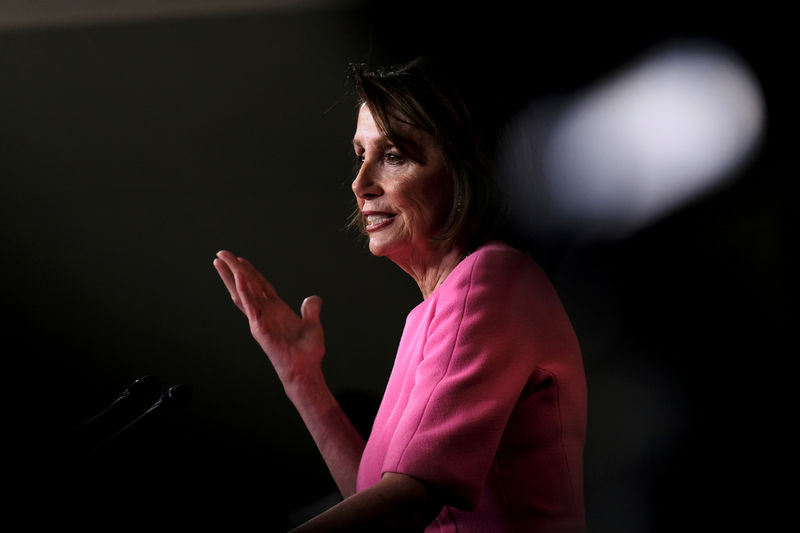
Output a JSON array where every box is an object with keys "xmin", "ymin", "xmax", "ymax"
[
  {"xmin": 214, "ymin": 250, "xmax": 365, "ymax": 498},
  {"xmin": 213, "ymin": 250, "xmax": 325, "ymax": 386}
]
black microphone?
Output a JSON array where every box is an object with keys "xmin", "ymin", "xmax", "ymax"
[
  {"xmin": 91, "ymin": 384, "xmax": 194, "ymax": 453},
  {"xmin": 71, "ymin": 375, "xmax": 162, "ymax": 452}
]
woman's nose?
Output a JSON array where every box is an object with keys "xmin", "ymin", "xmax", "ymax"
[{"xmin": 352, "ymin": 160, "xmax": 382, "ymax": 199}]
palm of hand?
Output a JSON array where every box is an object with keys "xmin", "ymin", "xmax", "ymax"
[{"xmin": 214, "ymin": 251, "xmax": 325, "ymax": 382}]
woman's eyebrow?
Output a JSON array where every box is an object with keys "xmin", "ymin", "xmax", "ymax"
[{"xmin": 352, "ymin": 138, "xmax": 396, "ymax": 151}]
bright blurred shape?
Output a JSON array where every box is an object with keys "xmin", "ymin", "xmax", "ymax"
[{"xmin": 500, "ymin": 40, "xmax": 765, "ymax": 241}]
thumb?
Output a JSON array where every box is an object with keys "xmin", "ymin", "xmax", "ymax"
[{"xmin": 300, "ymin": 295, "xmax": 323, "ymax": 323}]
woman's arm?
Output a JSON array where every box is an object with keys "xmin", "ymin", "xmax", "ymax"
[
  {"xmin": 213, "ymin": 250, "xmax": 365, "ymax": 496},
  {"xmin": 282, "ymin": 366, "xmax": 366, "ymax": 497},
  {"xmin": 290, "ymin": 472, "xmax": 443, "ymax": 532}
]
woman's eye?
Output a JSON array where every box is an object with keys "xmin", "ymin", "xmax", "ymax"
[{"xmin": 385, "ymin": 152, "xmax": 404, "ymax": 164}]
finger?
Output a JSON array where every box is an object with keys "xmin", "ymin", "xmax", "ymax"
[
  {"xmin": 234, "ymin": 256, "xmax": 279, "ymax": 299},
  {"xmin": 213, "ymin": 258, "xmax": 245, "ymax": 312},
  {"xmin": 216, "ymin": 250, "xmax": 278, "ymax": 300},
  {"xmin": 216, "ymin": 250, "xmax": 248, "ymax": 273},
  {"xmin": 215, "ymin": 250, "xmax": 243, "ymax": 273},
  {"xmin": 233, "ymin": 270, "xmax": 262, "ymax": 322},
  {"xmin": 213, "ymin": 257, "xmax": 237, "ymax": 295},
  {"xmin": 215, "ymin": 249, "xmax": 237, "ymax": 261},
  {"xmin": 214, "ymin": 251, "xmax": 241, "ymax": 283},
  {"xmin": 216, "ymin": 251, "xmax": 266, "ymax": 298},
  {"xmin": 300, "ymin": 295, "xmax": 323, "ymax": 324}
]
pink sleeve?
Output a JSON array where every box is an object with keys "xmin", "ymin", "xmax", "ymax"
[{"xmin": 380, "ymin": 247, "xmax": 564, "ymax": 509}]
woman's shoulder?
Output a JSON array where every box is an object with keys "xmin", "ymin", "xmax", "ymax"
[
  {"xmin": 462, "ymin": 240, "xmax": 542, "ymax": 278},
  {"xmin": 437, "ymin": 240, "xmax": 548, "ymax": 299}
]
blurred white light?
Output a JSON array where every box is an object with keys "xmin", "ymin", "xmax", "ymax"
[{"xmin": 501, "ymin": 40, "xmax": 765, "ymax": 240}]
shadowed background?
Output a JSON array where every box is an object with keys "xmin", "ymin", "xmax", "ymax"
[{"xmin": 1, "ymin": 1, "xmax": 794, "ymax": 530}]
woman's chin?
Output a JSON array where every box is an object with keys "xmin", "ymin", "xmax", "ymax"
[
  {"xmin": 367, "ymin": 239, "xmax": 391, "ymax": 258},
  {"xmin": 367, "ymin": 235, "xmax": 409, "ymax": 260}
]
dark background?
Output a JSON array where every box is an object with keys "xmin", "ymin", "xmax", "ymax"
[{"xmin": 1, "ymin": 1, "xmax": 794, "ymax": 531}]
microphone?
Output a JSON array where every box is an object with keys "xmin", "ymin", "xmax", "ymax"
[
  {"xmin": 72, "ymin": 375, "xmax": 162, "ymax": 452},
  {"xmin": 91, "ymin": 384, "xmax": 194, "ymax": 453}
]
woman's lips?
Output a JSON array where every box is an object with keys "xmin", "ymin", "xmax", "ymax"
[{"xmin": 364, "ymin": 213, "xmax": 397, "ymax": 232}]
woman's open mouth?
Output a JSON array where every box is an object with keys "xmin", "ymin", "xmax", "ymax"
[{"xmin": 365, "ymin": 213, "xmax": 397, "ymax": 232}]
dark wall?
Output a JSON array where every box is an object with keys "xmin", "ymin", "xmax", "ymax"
[{"xmin": 1, "ymin": 3, "xmax": 794, "ymax": 531}]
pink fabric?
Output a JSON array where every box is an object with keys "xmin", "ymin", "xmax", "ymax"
[{"xmin": 356, "ymin": 242, "xmax": 587, "ymax": 532}]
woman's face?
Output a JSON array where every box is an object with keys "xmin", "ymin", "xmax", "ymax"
[{"xmin": 352, "ymin": 105, "xmax": 453, "ymax": 261}]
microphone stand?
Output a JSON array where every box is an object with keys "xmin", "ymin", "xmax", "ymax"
[
  {"xmin": 70, "ymin": 375, "xmax": 162, "ymax": 455},
  {"xmin": 91, "ymin": 383, "xmax": 194, "ymax": 454}
]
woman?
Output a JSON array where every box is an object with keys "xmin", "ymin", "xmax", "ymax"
[{"xmin": 213, "ymin": 58, "xmax": 587, "ymax": 532}]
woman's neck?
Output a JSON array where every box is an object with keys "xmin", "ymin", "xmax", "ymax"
[{"xmin": 392, "ymin": 241, "xmax": 467, "ymax": 299}]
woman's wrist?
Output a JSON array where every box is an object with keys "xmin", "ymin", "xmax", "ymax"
[{"xmin": 282, "ymin": 366, "xmax": 336, "ymax": 413}]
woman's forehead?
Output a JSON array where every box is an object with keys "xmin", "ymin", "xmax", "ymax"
[
  {"xmin": 354, "ymin": 104, "xmax": 432, "ymax": 148},
  {"xmin": 353, "ymin": 105, "xmax": 382, "ymax": 147}
]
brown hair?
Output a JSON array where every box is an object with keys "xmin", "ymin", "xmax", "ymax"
[{"xmin": 347, "ymin": 57, "xmax": 499, "ymax": 252}]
